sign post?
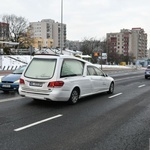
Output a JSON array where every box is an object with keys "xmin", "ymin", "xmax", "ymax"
[{"xmin": 98, "ymin": 53, "xmax": 107, "ymax": 70}]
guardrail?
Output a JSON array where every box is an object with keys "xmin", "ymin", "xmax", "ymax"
[
  {"xmin": 1, "ymin": 65, "xmax": 22, "ymax": 71},
  {"xmin": 0, "ymin": 55, "xmax": 32, "ymax": 71}
]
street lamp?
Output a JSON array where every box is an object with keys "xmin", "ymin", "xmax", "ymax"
[
  {"xmin": 100, "ymin": 50, "xmax": 103, "ymax": 70},
  {"xmin": 60, "ymin": 0, "xmax": 63, "ymax": 54}
]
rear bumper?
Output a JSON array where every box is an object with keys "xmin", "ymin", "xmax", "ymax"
[{"xmin": 19, "ymin": 89, "xmax": 70, "ymax": 102}]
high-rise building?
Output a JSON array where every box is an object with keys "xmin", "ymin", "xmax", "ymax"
[
  {"xmin": 107, "ymin": 28, "xmax": 147, "ymax": 60},
  {"xmin": 131, "ymin": 28, "xmax": 147, "ymax": 59},
  {"xmin": 30, "ymin": 19, "xmax": 66, "ymax": 49}
]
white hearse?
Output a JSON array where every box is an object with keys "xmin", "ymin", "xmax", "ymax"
[{"xmin": 19, "ymin": 54, "xmax": 114, "ymax": 104}]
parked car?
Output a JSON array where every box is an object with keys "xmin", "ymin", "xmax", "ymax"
[
  {"xmin": 145, "ymin": 65, "xmax": 150, "ymax": 79},
  {"xmin": 0, "ymin": 65, "xmax": 26, "ymax": 92},
  {"xmin": 19, "ymin": 55, "xmax": 115, "ymax": 104}
]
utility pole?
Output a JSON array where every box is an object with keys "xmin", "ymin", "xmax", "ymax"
[
  {"xmin": 100, "ymin": 50, "xmax": 102, "ymax": 70},
  {"xmin": 60, "ymin": 0, "xmax": 63, "ymax": 54}
]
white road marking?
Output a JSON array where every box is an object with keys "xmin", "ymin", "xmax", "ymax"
[
  {"xmin": 109, "ymin": 93, "xmax": 123, "ymax": 99},
  {"xmin": 14, "ymin": 114, "xmax": 63, "ymax": 132},
  {"xmin": 138, "ymin": 84, "xmax": 146, "ymax": 88},
  {"xmin": 0, "ymin": 96, "xmax": 24, "ymax": 103},
  {"xmin": 115, "ymin": 75, "xmax": 143, "ymax": 81}
]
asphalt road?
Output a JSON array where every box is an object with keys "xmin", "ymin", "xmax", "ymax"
[{"xmin": 0, "ymin": 69, "xmax": 150, "ymax": 150}]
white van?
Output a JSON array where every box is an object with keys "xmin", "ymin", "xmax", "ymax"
[{"xmin": 19, "ymin": 54, "xmax": 114, "ymax": 104}]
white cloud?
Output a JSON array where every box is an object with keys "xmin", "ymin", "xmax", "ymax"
[{"xmin": 0, "ymin": 0, "xmax": 150, "ymax": 47}]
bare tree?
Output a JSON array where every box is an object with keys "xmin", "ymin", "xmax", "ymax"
[
  {"xmin": 80, "ymin": 37, "xmax": 101, "ymax": 54},
  {"xmin": 80, "ymin": 37, "xmax": 102, "ymax": 63},
  {"xmin": 2, "ymin": 14, "xmax": 29, "ymax": 42}
]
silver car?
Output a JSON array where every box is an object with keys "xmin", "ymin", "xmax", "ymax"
[{"xmin": 145, "ymin": 65, "xmax": 150, "ymax": 79}]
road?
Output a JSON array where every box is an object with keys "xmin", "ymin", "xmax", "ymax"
[{"xmin": 0, "ymin": 69, "xmax": 150, "ymax": 150}]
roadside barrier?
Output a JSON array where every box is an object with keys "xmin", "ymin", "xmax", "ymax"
[
  {"xmin": 2, "ymin": 65, "xmax": 21, "ymax": 70},
  {"xmin": 0, "ymin": 55, "xmax": 32, "ymax": 71}
]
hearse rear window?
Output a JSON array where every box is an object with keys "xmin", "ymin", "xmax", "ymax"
[{"xmin": 25, "ymin": 58, "xmax": 56, "ymax": 79}]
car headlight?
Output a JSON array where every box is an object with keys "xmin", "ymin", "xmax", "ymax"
[
  {"xmin": 0, "ymin": 76, "xmax": 4, "ymax": 82},
  {"xmin": 14, "ymin": 80, "xmax": 19, "ymax": 83}
]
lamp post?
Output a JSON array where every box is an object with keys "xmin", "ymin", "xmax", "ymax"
[
  {"xmin": 60, "ymin": 0, "xmax": 63, "ymax": 54},
  {"xmin": 2, "ymin": 30, "xmax": 4, "ymax": 51},
  {"xmin": 100, "ymin": 50, "xmax": 102, "ymax": 70}
]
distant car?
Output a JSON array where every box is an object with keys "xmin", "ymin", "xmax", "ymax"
[
  {"xmin": 0, "ymin": 65, "xmax": 26, "ymax": 92},
  {"xmin": 145, "ymin": 65, "xmax": 150, "ymax": 79},
  {"xmin": 19, "ymin": 55, "xmax": 115, "ymax": 104}
]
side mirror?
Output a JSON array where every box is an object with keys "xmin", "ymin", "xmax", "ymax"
[
  {"xmin": 105, "ymin": 74, "xmax": 108, "ymax": 77},
  {"xmin": 102, "ymin": 73, "xmax": 108, "ymax": 77}
]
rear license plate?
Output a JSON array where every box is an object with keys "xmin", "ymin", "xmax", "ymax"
[
  {"xmin": 2, "ymin": 84, "xmax": 11, "ymax": 88},
  {"xmin": 29, "ymin": 82, "xmax": 43, "ymax": 87}
]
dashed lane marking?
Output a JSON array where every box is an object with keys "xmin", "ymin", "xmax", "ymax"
[
  {"xmin": 108, "ymin": 93, "xmax": 123, "ymax": 99},
  {"xmin": 14, "ymin": 114, "xmax": 63, "ymax": 132},
  {"xmin": 138, "ymin": 84, "xmax": 146, "ymax": 88}
]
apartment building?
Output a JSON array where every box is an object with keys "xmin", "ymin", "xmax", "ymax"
[
  {"xmin": 66, "ymin": 40, "xmax": 81, "ymax": 51},
  {"xmin": 107, "ymin": 28, "xmax": 147, "ymax": 60},
  {"xmin": 31, "ymin": 38, "xmax": 53, "ymax": 49},
  {"xmin": 131, "ymin": 28, "xmax": 147, "ymax": 59},
  {"xmin": 30, "ymin": 19, "xmax": 66, "ymax": 49},
  {"xmin": 0, "ymin": 22, "xmax": 9, "ymax": 41},
  {"xmin": 148, "ymin": 49, "xmax": 150, "ymax": 58}
]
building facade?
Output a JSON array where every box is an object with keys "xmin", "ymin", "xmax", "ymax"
[
  {"xmin": 31, "ymin": 38, "xmax": 53, "ymax": 49},
  {"xmin": 66, "ymin": 40, "xmax": 81, "ymax": 51},
  {"xmin": 30, "ymin": 19, "xmax": 66, "ymax": 49},
  {"xmin": 0, "ymin": 22, "xmax": 9, "ymax": 41},
  {"xmin": 131, "ymin": 28, "xmax": 147, "ymax": 59},
  {"xmin": 107, "ymin": 28, "xmax": 147, "ymax": 61},
  {"xmin": 0, "ymin": 22, "xmax": 9, "ymax": 51}
]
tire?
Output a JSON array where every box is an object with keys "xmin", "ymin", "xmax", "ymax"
[
  {"xmin": 3, "ymin": 90, "xmax": 9, "ymax": 94},
  {"xmin": 16, "ymin": 89, "xmax": 19, "ymax": 94},
  {"xmin": 107, "ymin": 82, "xmax": 114, "ymax": 94},
  {"xmin": 33, "ymin": 98, "xmax": 41, "ymax": 101},
  {"xmin": 145, "ymin": 76, "xmax": 148, "ymax": 79},
  {"xmin": 68, "ymin": 88, "xmax": 79, "ymax": 104}
]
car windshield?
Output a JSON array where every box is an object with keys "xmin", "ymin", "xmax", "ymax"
[
  {"xmin": 13, "ymin": 65, "xmax": 26, "ymax": 74},
  {"xmin": 24, "ymin": 58, "xmax": 56, "ymax": 79}
]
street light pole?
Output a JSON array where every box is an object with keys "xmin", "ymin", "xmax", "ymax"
[
  {"xmin": 101, "ymin": 50, "xmax": 102, "ymax": 70},
  {"xmin": 60, "ymin": 0, "xmax": 63, "ymax": 54}
]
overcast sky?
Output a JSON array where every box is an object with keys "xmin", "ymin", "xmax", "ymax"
[{"xmin": 0, "ymin": 0, "xmax": 150, "ymax": 47}]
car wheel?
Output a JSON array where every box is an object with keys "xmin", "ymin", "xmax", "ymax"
[
  {"xmin": 33, "ymin": 98, "xmax": 41, "ymax": 101},
  {"xmin": 16, "ymin": 89, "xmax": 19, "ymax": 94},
  {"xmin": 3, "ymin": 90, "xmax": 9, "ymax": 94},
  {"xmin": 107, "ymin": 82, "xmax": 114, "ymax": 94},
  {"xmin": 68, "ymin": 88, "xmax": 79, "ymax": 104},
  {"xmin": 145, "ymin": 76, "xmax": 148, "ymax": 79}
]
